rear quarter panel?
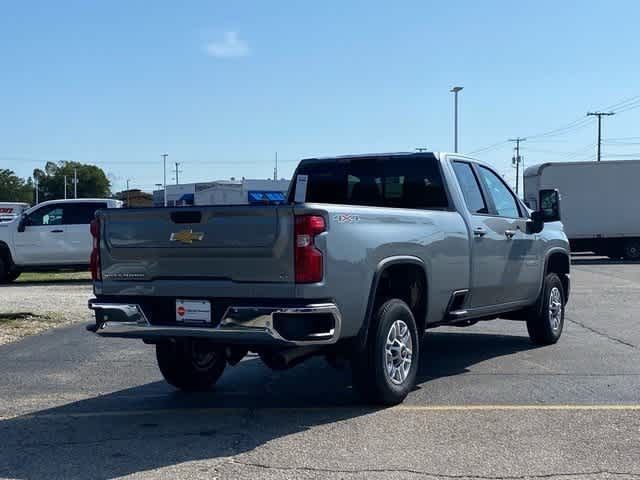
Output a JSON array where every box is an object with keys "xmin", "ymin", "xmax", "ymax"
[{"xmin": 296, "ymin": 204, "xmax": 469, "ymax": 337}]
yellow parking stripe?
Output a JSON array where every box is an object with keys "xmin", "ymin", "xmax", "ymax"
[{"xmin": 2, "ymin": 404, "xmax": 640, "ymax": 421}]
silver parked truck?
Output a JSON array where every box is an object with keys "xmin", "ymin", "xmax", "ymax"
[{"xmin": 88, "ymin": 152, "xmax": 570, "ymax": 404}]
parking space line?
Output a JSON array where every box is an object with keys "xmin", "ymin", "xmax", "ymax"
[{"xmin": 2, "ymin": 404, "xmax": 640, "ymax": 421}]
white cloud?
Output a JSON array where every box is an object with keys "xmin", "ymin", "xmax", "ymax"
[{"xmin": 205, "ymin": 31, "xmax": 249, "ymax": 58}]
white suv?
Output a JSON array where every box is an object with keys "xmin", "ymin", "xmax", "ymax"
[{"xmin": 0, "ymin": 198, "xmax": 122, "ymax": 282}]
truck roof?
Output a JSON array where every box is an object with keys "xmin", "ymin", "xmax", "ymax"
[
  {"xmin": 23, "ymin": 198, "xmax": 122, "ymax": 215},
  {"xmin": 299, "ymin": 151, "xmax": 476, "ymax": 162},
  {"xmin": 524, "ymin": 159, "xmax": 640, "ymax": 177}
]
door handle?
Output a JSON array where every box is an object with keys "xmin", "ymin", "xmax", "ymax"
[
  {"xmin": 504, "ymin": 229, "xmax": 516, "ymax": 239},
  {"xmin": 473, "ymin": 227, "xmax": 487, "ymax": 237},
  {"xmin": 50, "ymin": 229, "xmax": 64, "ymax": 233}
]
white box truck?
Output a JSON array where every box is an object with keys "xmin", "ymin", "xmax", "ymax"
[
  {"xmin": 0, "ymin": 202, "xmax": 29, "ymax": 223},
  {"xmin": 524, "ymin": 160, "xmax": 640, "ymax": 259}
]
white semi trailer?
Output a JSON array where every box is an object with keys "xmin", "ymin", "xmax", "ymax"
[{"xmin": 524, "ymin": 160, "xmax": 640, "ymax": 260}]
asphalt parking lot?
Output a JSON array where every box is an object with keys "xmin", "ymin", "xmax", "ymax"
[{"xmin": 0, "ymin": 256, "xmax": 639, "ymax": 479}]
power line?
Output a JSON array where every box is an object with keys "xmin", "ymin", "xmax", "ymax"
[
  {"xmin": 469, "ymin": 94, "xmax": 640, "ymax": 155},
  {"xmin": 605, "ymin": 136, "xmax": 640, "ymax": 141},
  {"xmin": 560, "ymin": 144, "xmax": 598, "ymax": 161},
  {"xmin": 466, "ymin": 141, "xmax": 510, "ymax": 155},
  {"xmin": 602, "ymin": 95, "xmax": 640, "ymax": 111},
  {"xmin": 614, "ymin": 99, "xmax": 640, "ymax": 114}
]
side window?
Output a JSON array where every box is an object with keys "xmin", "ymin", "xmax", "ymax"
[
  {"xmin": 477, "ymin": 166, "xmax": 521, "ymax": 218},
  {"xmin": 452, "ymin": 162, "xmax": 488, "ymax": 214},
  {"xmin": 381, "ymin": 158, "xmax": 449, "ymax": 209},
  {"xmin": 27, "ymin": 205, "xmax": 65, "ymax": 226},
  {"xmin": 63, "ymin": 203, "xmax": 106, "ymax": 225}
]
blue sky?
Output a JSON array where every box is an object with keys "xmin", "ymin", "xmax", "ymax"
[{"xmin": 1, "ymin": 0, "xmax": 639, "ymax": 193}]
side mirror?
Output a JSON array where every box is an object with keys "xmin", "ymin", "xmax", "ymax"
[
  {"xmin": 17, "ymin": 215, "xmax": 27, "ymax": 233},
  {"xmin": 526, "ymin": 210, "xmax": 544, "ymax": 234},
  {"xmin": 539, "ymin": 189, "xmax": 561, "ymax": 222}
]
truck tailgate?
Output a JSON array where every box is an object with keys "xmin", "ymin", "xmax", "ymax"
[{"xmin": 99, "ymin": 206, "xmax": 294, "ymax": 283}]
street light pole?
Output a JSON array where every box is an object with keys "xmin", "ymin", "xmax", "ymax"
[
  {"xmin": 161, "ymin": 153, "xmax": 168, "ymax": 206},
  {"xmin": 450, "ymin": 86, "xmax": 463, "ymax": 152}
]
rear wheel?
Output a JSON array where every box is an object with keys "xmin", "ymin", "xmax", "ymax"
[
  {"xmin": 156, "ymin": 339, "xmax": 226, "ymax": 391},
  {"xmin": 623, "ymin": 239, "xmax": 640, "ymax": 261},
  {"xmin": 351, "ymin": 299, "xmax": 419, "ymax": 405},
  {"xmin": 526, "ymin": 273, "xmax": 565, "ymax": 345}
]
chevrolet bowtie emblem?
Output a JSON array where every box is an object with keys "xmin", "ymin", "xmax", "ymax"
[{"xmin": 170, "ymin": 229, "xmax": 204, "ymax": 244}]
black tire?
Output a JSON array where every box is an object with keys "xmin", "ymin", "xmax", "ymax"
[
  {"xmin": 0, "ymin": 256, "xmax": 12, "ymax": 284},
  {"xmin": 526, "ymin": 273, "xmax": 565, "ymax": 345},
  {"xmin": 156, "ymin": 339, "xmax": 226, "ymax": 391},
  {"xmin": 6, "ymin": 270, "xmax": 20, "ymax": 282},
  {"xmin": 258, "ymin": 351, "xmax": 288, "ymax": 371},
  {"xmin": 351, "ymin": 299, "xmax": 419, "ymax": 405},
  {"xmin": 623, "ymin": 239, "xmax": 640, "ymax": 261}
]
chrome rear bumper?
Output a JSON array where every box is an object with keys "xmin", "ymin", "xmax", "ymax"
[{"xmin": 88, "ymin": 301, "xmax": 341, "ymax": 346}]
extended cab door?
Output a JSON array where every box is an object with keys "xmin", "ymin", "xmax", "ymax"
[{"xmin": 14, "ymin": 204, "xmax": 69, "ymax": 265}]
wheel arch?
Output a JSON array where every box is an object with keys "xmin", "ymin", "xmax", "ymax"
[
  {"xmin": 356, "ymin": 256, "xmax": 428, "ymax": 351},
  {"xmin": 543, "ymin": 248, "xmax": 570, "ymax": 302}
]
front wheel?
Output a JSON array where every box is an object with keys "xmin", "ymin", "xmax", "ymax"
[
  {"xmin": 351, "ymin": 299, "xmax": 419, "ymax": 405},
  {"xmin": 156, "ymin": 339, "xmax": 226, "ymax": 391},
  {"xmin": 526, "ymin": 273, "xmax": 565, "ymax": 345},
  {"xmin": 0, "ymin": 257, "xmax": 17, "ymax": 284}
]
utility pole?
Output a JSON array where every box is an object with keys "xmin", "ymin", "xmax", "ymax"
[
  {"xmin": 34, "ymin": 178, "xmax": 39, "ymax": 204},
  {"xmin": 63, "ymin": 175, "xmax": 67, "ymax": 199},
  {"xmin": 73, "ymin": 167, "xmax": 78, "ymax": 198},
  {"xmin": 508, "ymin": 137, "xmax": 526, "ymax": 195},
  {"xmin": 274, "ymin": 152, "xmax": 278, "ymax": 180},
  {"xmin": 587, "ymin": 112, "xmax": 615, "ymax": 162},
  {"xmin": 173, "ymin": 162, "xmax": 181, "ymax": 184},
  {"xmin": 161, "ymin": 154, "xmax": 168, "ymax": 206},
  {"xmin": 126, "ymin": 179, "xmax": 131, "ymax": 207},
  {"xmin": 450, "ymin": 86, "xmax": 463, "ymax": 152}
]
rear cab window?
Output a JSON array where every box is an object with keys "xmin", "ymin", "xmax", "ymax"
[{"xmin": 290, "ymin": 154, "xmax": 449, "ymax": 210}]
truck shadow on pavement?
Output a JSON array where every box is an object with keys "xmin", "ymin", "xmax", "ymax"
[
  {"xmin": 571, "ymin": 257, "xmax": 638, "ymax": 266},
  {"xmin": 0, "ymin": 330, "xmax": 538, "ymax": 479}
]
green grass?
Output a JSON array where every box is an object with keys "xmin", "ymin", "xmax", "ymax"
[
  {"xmin": 16, "ymin": 271, "xmax": 91, "ymax": 283},
  {"xmin": 0, "ymin": 312, "xmax": 67, "ymax": 345}
]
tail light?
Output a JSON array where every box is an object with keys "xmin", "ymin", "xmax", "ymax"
[
  {"xmin": 90, "ymin": 219, "xmax": 101, "ymax": 281},
  {"xmin": 295, "ymin": 215, "xmax": 325, "ymax": 283}
]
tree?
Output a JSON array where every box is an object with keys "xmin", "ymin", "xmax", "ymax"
[
  {"xmin": 35, "ymin": 161, "xmax": 110, "ymax": 201},
  {"xmin": 0, "ymin": 169, "xmax": 34, "ymax": 203}
]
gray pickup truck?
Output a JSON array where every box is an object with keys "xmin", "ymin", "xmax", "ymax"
[{"xmin": 87, "ymin": 152, "xmax": 570, "ymax": 404}]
